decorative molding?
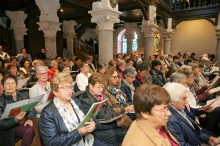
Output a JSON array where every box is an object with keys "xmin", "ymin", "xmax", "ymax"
[
  {"xmin": 162, "ymin": 31, "xmax": 174, "ymax": 40},
  {"xmin": 124, "ymin": 23, "xmax": 136, "ymax": 39},
  {"xmin": 14, "ymin": 28, "xmax": 28, "ymax": 40},
  {"xmin": 141, "ymin": 21, "xmax": 158, "ymax": 37},
  {"xmin": 37, "ymin": 21, "xmax": 61, "ymax": 37}
]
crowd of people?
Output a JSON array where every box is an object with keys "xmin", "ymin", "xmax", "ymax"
[{"xmin": 0, "ymin": 45, "xmax": 220, "ymax": 146}]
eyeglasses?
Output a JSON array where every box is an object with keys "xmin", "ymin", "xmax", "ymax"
[
  {"xmin": 38, "ymin": 72, "xmax": 48, "ymax": 76},
  {"xmin": 152, "ymin": 105, "xmax": 170, "ymax": 114},
  {"xmin": 4, "ymin": 82, "xmax": 16, "ymax": 86},
  {"xmin": 93, "ymin": 85, "xmax": 105, "ymax": 89},
  {"xmin": 129, "ymin": 76, "xmax": 136, "ymax": 79},
  {"xmin": 112, "ymin": 76, "xmax": 119, "ymax": 79},
  {"xmin": 57, "ymin": 85, "xmax": 73, "ymax": 91},
  {"xmin": 188, "ymin": 76, "xmax": 195, "ymax": 79}
]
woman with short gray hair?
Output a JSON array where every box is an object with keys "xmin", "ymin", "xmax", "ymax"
[
  {"xmin": 121, "ymin": 67, "xmax": 137, "ymax": 104},
  {"xmin": 29, "ymin": 65, "xmax": 50, "ymax": 117}
]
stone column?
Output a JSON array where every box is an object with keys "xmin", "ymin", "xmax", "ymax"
[
  {"xmin": 89, "ymin": 0, "xmax": 121, "ymax": 66},
  {"xmin": 124, "ymin": 23, "xmax": 136, "ymax": 55},
  {"xmin": 162, "ymin": 18, "xmax": 174, "ymax": 54},
  {"xmin": 35, "ymin": 0, "xmax": 61, "ymax": 59},
  {"xmin": 140, "ymin": 5, "xmax": 158, "ymax": 61},
  {"xmin": 215, "ymin": 13, "xmax": 220, "ymax": 67},
  {"xmin": 162, "ymin": 31, "xmax": 173, "ymax": 54},
  {"xmin": 63, "ymin": 20, "xmax": 76, "ymax": 60},
  {"xmin": 5, "ymin": 11, "xmax": 28, "ymax": 54}
]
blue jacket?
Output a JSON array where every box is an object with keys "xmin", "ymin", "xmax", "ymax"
[
  {"xmin": 168, "ymin": 107, "xmax": 210, "ymax": 146},
  {"xmin": 120, "ymin": 80, "xmax": 132, "ymax": 104}
]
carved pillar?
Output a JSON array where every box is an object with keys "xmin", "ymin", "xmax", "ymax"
[
  {"xmin": 5, "ymin": 11, "xmax": 28, "ymax": 53},
  {"xmin": 89, "ymin": 0, "xmax": 121, "ymax": 65},
  {"xmin": 141, "ymin": 22, "xmax": 158, "ymax": 61},
  {"xmin": 124, "ymin": 23, "xmax": 136, "ymax": 55},
  {"xmin": 63, "ymin": 20, "xmax": 76, "ymax": 60},
  {"xmin": 140, "ymin": 5, "xmax": 158, "ymax": 61},
  {"xmin": 35, "ymin": 0, "xmax": 61, "ymax": 59},
  {"xmin": 162, "ymin": 31, "xmax": 173, "ymax": 54}
]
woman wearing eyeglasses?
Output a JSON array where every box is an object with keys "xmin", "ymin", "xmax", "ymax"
[
  {"xmin": 76, "ymin": 73, "xmax": 127, "ymax": 146},
  {"xmin": 122, "ymin": 84, "xmax": 179, "ymax": 146},
  {"xmin": 39, "ymin": 73, "xmax": 106, "ymax": 146},
  {"xmin": 0, "ymin": 74, "xmax": 35, "ymax": 146}
]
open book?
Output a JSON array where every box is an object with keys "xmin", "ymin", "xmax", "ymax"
[
  {"xmin": 205, "ymin": 75, "xmax": 219, "ymax": 93},
  {"xmin": 210, "ymin": 67, "xmax": 219, "ymax": 73},
  {"xmin": 77, "ymin": 98, "xmax": 107, "ymax": 128},
  {"xmin": 17, "ymin": 76, "xmax": 31, "ymax": 89},
  {"xmin": 206, "ymin": 96, "xmax": 220, "ymax": 108},
  {"xmin": 208, "ymin": 86, "xmax": 220, "ymax": 94},
  {"xmin": 98, "ymin": 113, "xmax": 127, "ymax": 124},
  {"xmin": 1, "ymin": 94, "xmax": 44, "ymax": 119}
]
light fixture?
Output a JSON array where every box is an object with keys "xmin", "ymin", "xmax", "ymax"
[{"xmin": 60, "ymin": 9, "xmax": 63, "ymax": 12}]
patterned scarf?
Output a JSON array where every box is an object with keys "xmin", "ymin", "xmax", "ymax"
[
  {"xmin": 107, "ymin": 86, "xmax": 126, "ymax": 107},
  {"xmin": 53, "ymin": 98, "xmax": 94, "ymax": 146}
]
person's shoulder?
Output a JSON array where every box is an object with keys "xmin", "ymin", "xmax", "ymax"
[{"xmin": 42, "ymin": 101, "xmax": 55, "ymax": 113}]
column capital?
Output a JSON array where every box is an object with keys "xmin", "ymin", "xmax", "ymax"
[
  {"xmin": 141, "ymin": 21, "xmax": 158, "ymax": 37},
  {"xmin": 216, "ymin": 28, "xmax": 220, "ymax": 40},
  {"xmin": 89, "ymin": 0, "xmax": 121, "ymax": 30},
  {"xmin": 14, "ymin": 28, "xmax": 28, "ymax": 40},
  {"xmin": 124, "ymin": 22, "xmax": 136, "ymax": 39},
  {"xmin": 35, "ymin": 0, "xmax": 60, "ymax": 22},
  {"xmin": 63, "ymin": 20, "xmax": 76, "ymax": 42},
  {"xmin": 5, "ymin": 11, "xmax": 27, "ymax": 29},
  {"xmin": 162, "ymin": 31, "xmax": 174, "ymax": 40},
  {"xmin": 64, "ymin": 33, "xmax": 76, "ymax": 42},
  {"xmin": 37, "ymin": 21, "xmax": 61, "ymax": 37}
]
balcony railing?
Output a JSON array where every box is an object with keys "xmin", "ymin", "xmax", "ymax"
[{"xmin": 159, "ymin": 0, "xmax": 220, "ymax": 11}]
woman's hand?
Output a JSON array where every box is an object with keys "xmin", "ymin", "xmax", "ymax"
[
  {"xmin": 15, "ymin": 112, "xmax": 26, "ymax": 122},
  {"xmin": 85, "ymin": 119, "xmax": 96, "ymax": 133},
  {"xmin": 24, "ymin": 120, "xmax": 33, "ymax": 127},
  {"xmin": 125, "ymin": 105, "xmax": 134, "ymax": 113}
]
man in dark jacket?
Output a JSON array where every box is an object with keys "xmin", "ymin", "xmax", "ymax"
[{"xmin": 0, "ymin": 74, "xmax": 35, "ymax": 146}]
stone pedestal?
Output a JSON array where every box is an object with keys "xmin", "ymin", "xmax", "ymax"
[
  {"xmin": 215, "ymin": 29, "xmax": 220, "ymax": 66},
  {"xmin": 124, "ymin": 23, "xmax": 136, "ymax": 55},
  {"xmin": 89, "ymin": 0, "xmax": 121, "ymax": 65},
  {"xmin": 63, "ymin": 20, "xmax": 76, "ymax": 60},
  {"xmin": 162, "ymin": 31, "xmax": 173, "ymax": 54},
  {"xmin": 5, "ymin": 11, "xmax": 28, "ymax": 53},
  {"xmin": 35, "ymin": 0, "xmax": 61, "ymax": 59},
  {"xmin": 37, "ymin": 22, "xmax": 61, "ymax": 59},
  {"xmin": 141, "ymin": 21, "xmax": 158, "ymax": 61}
]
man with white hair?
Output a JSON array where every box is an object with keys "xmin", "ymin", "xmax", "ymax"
[
  {"xmin": 29, "ymin": 66, "xmax": 50, "ymax": 118},
  {"xmin": 164, "ymin": 83, "xmax": 220, "ymax": 146},
  {"xmin": 0, "ymin": 45, "xmax": 10, "ymax": 59},
  {"xmin": 200, "ymin": 56, "xmax": 212, "ymax": 80}
]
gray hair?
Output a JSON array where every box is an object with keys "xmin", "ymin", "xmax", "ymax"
[
  {"xmin": 170, "ymin": 72, "xmax": 187, "ymax": 83},
  {"xmin": 117, "ymin": 60, "xmax": 125, "ymax": 66},
  {"xmin": 201, "ymin": 56, "xmax": 209, "ymax": 62},
  {"xmin": 123, "ymin": 67, "xmax": 137, "ymax": 77},
  {"xmin": 35, "ymin": 66, "xmax": 48, "ymax": 74},
  {"xmin": 164, "ymin": 83, "xmax": 186, "ymax": 102}
]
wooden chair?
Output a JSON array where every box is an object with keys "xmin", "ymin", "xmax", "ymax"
[{"xmin": 33, "ymin": 118, "xmax": 43, "ymax": 146}]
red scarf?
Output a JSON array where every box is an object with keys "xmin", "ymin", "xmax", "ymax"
[
  {"xmin": 158, "ymin": 128, "xmax": 178, "ymax": 146},
  {"xmin": 138, "ymin": 74, "xmax": 145, "ymax": 84}
]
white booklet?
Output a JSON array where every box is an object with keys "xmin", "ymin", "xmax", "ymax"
[
  {"xmin": 205, "ymin": 75, "xmax": 219, "ymax": 92},
  {"xmin": 17, "ymin": 76, "xmax": 31, "ymax": 89},
  {"xmin": 206, "ymin": 96, "xmax": 220, "ymax": 108},
  {"xmin": 98, "ymin": 113, "xmax": 127, "ymax": 124},
  {"xmin": 1, "ymin": 94, "xmax": 44, "ymax": 119}
]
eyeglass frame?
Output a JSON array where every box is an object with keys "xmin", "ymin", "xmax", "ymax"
[
  {"xmin": 151, "ymin": 105, "xmax": 170, "ymax": 114},
  {"xmin": 57, "ymin": 85, "xmax": 74, "ymax": 91}
]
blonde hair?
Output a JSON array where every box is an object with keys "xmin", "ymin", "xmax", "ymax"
[
  {"xmin": 178, "ymin": 65, "xmax": 193, "ymax": 77},
  {"xmin": 50, "ymin": 73, "xmax": 73, "ymax": 92}
]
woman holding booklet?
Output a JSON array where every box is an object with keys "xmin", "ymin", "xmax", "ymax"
[
  {"xmin": 0, "ymin": 74, "xmax": 35, "ymax": 146},
  {"xmin": 39, "ymin": 73, "xmax": 106, "ymax": 146},
  {"xmin": 76, "ymin": 73, "xmax": 127, "ymax": 146}
]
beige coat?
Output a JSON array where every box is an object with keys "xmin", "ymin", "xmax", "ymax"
[{"xmin": 122, "ymin": 119, "xmax": 179, "ymax": 146}]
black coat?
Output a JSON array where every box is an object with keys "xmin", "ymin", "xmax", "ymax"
[
  {"xmin": 39, "ymin": 99, "xmax": 83, "ymax": 146},
  {"xmin": 76, "ymin": 88, "xmax": 127, "ymax": 146},
  {"xmin": 150, "ymin": 69, "xmax": 168, "ymax": 87},
  {"xmin": 0, "ymin": 90, "xmax": 36, "ymax": 146}
]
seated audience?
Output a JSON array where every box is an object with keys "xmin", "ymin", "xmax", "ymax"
[
  {"xmin": 29, "ymin": 66, "xmax": 50, "ymax": 118},
  {"xmin": 58, "ymin": 64, "xmax": 71, "ymax": 74},
  {"xmin": 1, "ymin": 59, "xmax": 10, "ymax": 76},
  {"xmin": 104, "ymin": 69, "xmax": 134, "ymax": 124},
  {"xmin": 0, "ymin": 74, "xmax": 35, "ymax": 146},
  {"xmin": 117, "ymin": 60, "xmax": 126, "ymax": 79},
  {"xmin": 86, "ymin": 55, "xmax": 96, "ymax": 74},
  {"xmin": 122, "ymin": 84, "xmax": 179, "ymax": 146},
  {"xmin": 71, "ymin": 56, "xmax": 82, "ymax": 77},
  {"xmin": 37, "ymin": 48, "xmax": 46, "ymax": 59},
  {"xmin": 16, "ymin": 48, "xmax": 32, "ymax": 66},
  {"xmin": 108, "ymin": 59, "xmax": 117, "ymax": 69},
  {"xmin": 8, "ymin": 63, "xmax": 25, "ymax": 80},
  {"xmin": 19, "ymin": 59, "xmax": 34, "ymax": 78},
  {"xmin": 0, "ymin": 45, "xmax": 10, "ymax": 59},
  {"xmin": 170, "ymin": 55, "xmax": 180, "ymax": 74},
  {"xmin": 133, "ymin": 62, "xmax": 151, "ymax": 89},
  {"xmin": 165, "ymin": 83, "xmax": 220, "ymax": 145},
  {"xmin": 201, "ymin": 56, "xmax": 212, "ymax": 81},
  {"xmin": 76, "ymin": 62, "xmax": 91, "ymax": 91},
  {"xmin": 126, "ymin": 59, "xmax": 135, "ymax": 70},
  {"xmin": 120, "ymin": 67, "xmax": 137, "ymax": 104},
  {"xmin": 150, "ymin": 60, "xmax": 168, "ymax": 87},
  {"xmin": 48, "ymin": 60, "xmax": 58, "ymax": 82},
  {"xmin": 39, "ymin": 73, "xmax": 106, "ymax": 146},
  {"xmin": 97, "ymin": 63, "xmax": 107, "ymax": 74},
  {"xmin": 76, "ymin": 73, "xmax": 127, "ymax": 145}
]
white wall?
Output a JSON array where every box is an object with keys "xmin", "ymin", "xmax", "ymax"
[{"xmin": 171, "ymin": 19, "xmax": 217, "ymax": 58}]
